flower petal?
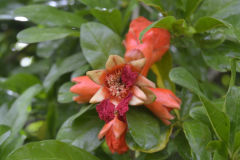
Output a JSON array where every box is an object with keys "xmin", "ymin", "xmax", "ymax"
[
  {"xmin": 146, "ymin": 102, "xmax": 174, "ymax": 120},
  {"xmin": 89, "ymin": 87, "xmax": 107, "ymax": 103},
  {"xmin": 129, "ymin": 58, "xmax": 146, "ymax": 72},
  {"xmin": 136, "ymin": 75, "xmax": 156, "ymax": 88},
  {"xmin": 124, "ymin": 49, "xmax": 144, "ymax": 62},
  {"xmin": 98, "ymin": 120, "xmax": 114, "ymax": 139},
  {"xmin": 140, "ymin": 87, "xmax": 156, "ymax": 104},
  {"xmin": 150, "ymin": 88, "xmax": 181, "ymax": 109},
  {"xmin": 129, "ymin": 95, "xmax": 144, "ymax": 105},
  {"xmin": 70, "ymin": 76, "xmax": 101, "ymax": 103},
  {"xmin": 96, "ymin": 99, "xmax": 115, "ymax": 123},
  {"xmin": 86, "ymin": 69, "xmax": 105, "ymax": 84},
  {"xmin": 112, "ymin": 117, "xmax": 127, "ymax": 139},
  {"xmin": 132, "ymin": 86, "xmax": 147, "ymax": 101},
  {"xmin": 106, "ymin": 55, "xmax": 125, "ymax": 70}
]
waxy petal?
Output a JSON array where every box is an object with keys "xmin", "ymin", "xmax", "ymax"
[
  {"xmin": 140, "ymin": 87, "xmax": 156, "ymax": 104},
  {"xmin": 129, "ymin": 58, "xmax": 146, "ymax": 71},
  {"xmin": 136, "ymin": 75, "xmax": 156, "ymax": 88},
  {"xmin": 86, "ymin": 69, "xmax": 105, "ymax": 85},
  {"xmin": 70, "ymin": 76, "xmax": 101, "ymax": 103},
  {"xmin": 132, "ymin": 86, "xmax": 147, "ymax": 101},
  {"xmin": 89, "ymin": 87, "xmax": 107, "ymax": 103},
  {"xmin": 160, "ymin": 118, "xmax": 171, "ymax": 125},
  {"xmin": 124, "ymin": 49, "xmax": 144, "ymax": 62},
  {"xmin": 106, "ymin": 55, "xmax": 125, "ymax": 70},
  {"xmin": 146, "ymin": 102, "xmax": 174, "ymax": 120},
  {"xmin": 112, "ymin": 117, "xmax": 127, "ymax": 139},
  {"xmin": 129, "ymin": 95, "xmax": 144, "ymax": 105},
  {"xmin": 150, "ymin": 88, "xmax": 181, "ymax": 109},
  {"xmin": 98, "ymin": 120, "xmax": 114, "ymax": 139}
]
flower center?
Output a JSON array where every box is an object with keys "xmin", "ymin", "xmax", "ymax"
[
  {"xmin": 105, "ymin": 66, "xmax": 128, "ymax": 99},
  {"xmin": 104, "ymin": 65, "xmax": 138, "ymax": 100}
]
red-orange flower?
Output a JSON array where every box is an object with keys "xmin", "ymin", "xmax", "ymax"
[
  {"xmin": 71, "ymin": 55, "xmax": 156, "ymax": 107},
  {"xmin": 98, "ymin": 116, "xmax": 128, "ymax": 154},
  {"xmin": 124, "ymin": 17, "xmax": 170, "ymax": 76},
  {"xmin": 145, "ymin": 88, "xmax": 181, "ymax": 125}
]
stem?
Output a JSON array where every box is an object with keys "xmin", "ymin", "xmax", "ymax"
[{"xmin": 229, "ymin": 58, "xmax": 236, "ymax": 90}]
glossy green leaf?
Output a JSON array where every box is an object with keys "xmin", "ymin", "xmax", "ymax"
[
  {"xmin": 43, "ymin": 53, "xmax": 87, "ymax": 90},
  {"xmin": 17, "ymin": 27, "xmax": 79, "ymax": 43},
  {"xmin": 80, "ymin": 22, "xmax": 124, "ymax": 69},
  {"xmin": 71, "ymin": 64, "xmax": 91, "ymax": 79},
  {"xmin": 201, "ymin": 41, "xmax": 240, "ymax": 72},
  {"xmin": 185, "ymin": 0, "xmax": 202, "ymax": 18},
  {"xmin": 36, "ymin": 39, "xmax": 64, "ymax": 58},
  {"xmin": 169, "ymin": 67, "xmax": 203, "ymax": 96},
  {"xmin": 173, "ymin": 131, "xmax": 191, "ymax": 160},
  {"xmin": 194, "ymin": 16, "xmax": 229, "ymax": 33},
  {"xmin": 0, "ymin": 125, "xmax": 11, "ymax": 146},
  {"xmin": 170, "ymin": 67, "xmax": 230, "ymax": 144},
  {"xmin": 139, "ymin": 16, "xmax": 176, "ymax": 41},
  {"xmin": 234, "ymin": 131, "xmax": 240, "ymax": 152},
  {"xmin": 2, "ymin": 84, "xmax": 42, "ymax": 135},
  {"xmin": 127, "ymin": 107, "xmax": 161, "ymax": 150},
  {"xmin": 14, "ymin": 5, "xmax": 86, "ymax": 27},
  {"xmin": 57, "ymin": 107, "xmax": 103, "ymax": 152},
  {"xmin": 0, "ymin": 134, "xmax": 26, "ymax": 160},
  {"xmin": 225, "ymin": 86, "xmax": 240, "ymax": 146},
  {"xmin": 206, "ymin": 140, "xmax": 223, "ymax": 152},
  {"xmin": 183, "ymin": 120, "xmax": 212, "ymax": 160},
  {"xmin": 151, "ymin": 52, "xmax": 174, "ymax": 90},
  {"xmin": 126, "ymin": 107, "xmax": 171, "ymax": 153},
  {"xmin": 91, "ymin": 8, "xmax": 123, "ymax": 34},
  {"xmin": 2, "ymin": 73, "xmax": 40, "ymax": 94},
  {"xmin": 194, "ymin": 30, "xmax": 225, "ymax": 49},
  {"xmin": 57, "ymin": 82, "xmax": 75, "ymax": 103},
  {"xmin": 6, "ymin": 140, "xmax": 100, "ymax": 160},
  {"xmin": 190, "ymin": 106, "xmax": 210, "ymax": 126},
  {"xmin": 139, "ymin": 0, "xmax": 164, "ymax": 11},
  {"xmin": 78, "ymin": 0, "xmax": 118, "ymax": 9}
]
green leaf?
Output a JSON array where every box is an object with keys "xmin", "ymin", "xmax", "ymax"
[
  {"xmin": 78, "ymin": 0, "xmax": 118, "ymax": 9},
  {"xmin": 0, "ymin": 134, "xmax": 26, "ymax": 160},
  {"xmin": 14, "ymin": 5, "xmax": 86, "ymax": 28},
  {"xmin": 2, "ymin": 73, "xmax": 40, "ymax": 94},
  {"xmin": 201, "ymin": 41, "xmax": 240, "ymax": 72},
  {"xmin": 36, "ymin": 39, "xmax": 64, "ymax": 58},
  {"xmin": 80, "ymin": 22, "xmax": 124, "ymax": 69},
  {"xmin": 17, "ymin": 27, "xmax": 79, "ymax": 43},
  {"xmin": 194, "ymin": 29, "xmax": 225, "ymax": 49},
  {"xmin": 190, "ymin": 106, "xmax": 210, "ymax": 126},
  {"xmin": 234, "ymin": 131, "xmax": 240, "ymax": 152},
  {"xmin": 43, "ymin": 53, "xmax": 87, "ymax": 91},
  {"xmin": 0, "ymin": 125, "xmax": 11, "ymax": 146},
  {"xmin": 91, "ymin": 8, "xmax": 123, "ymax": 34},
  {"xmin": 6, "ymin": 140, "xmax": 100, "ymax": 160},
  {"xmin": 151, "ymin": 52, "xmax": 174, "ymax": 90},
  {"xmin": 2, "ymin": 84, "xmax": 42, "ymax": 135},
  {"xmin": 57, "ymin": 106, "xmax": 103, "ymax": 152},
  {"xmin": 139, "ymin": 16, "xmax": 176, "ymax": 41},
  {"xmin": 170, "ymin": 67, "xmax": 230, "ymax": 144},
  {"xmin": 183, "ymin": 120, "xmax": 212, "ymax": 160},
  {"xmin": 139, "ymin": 0, "xmax": 164, "ymax": 11},
  {"xmin": 126, "ymin": 107, "xmax": 172, "ymax": 153},
  {"xmin": 127, "ymin": 107, "xmax": 161, "ymax": 150},
  {"xmin": 225, "ymin": 86, "xmax": 240, "ymax": 146},
  {"xmin": 185, "ymin": 0, "xmax": 203, "ymax": 18},
  {"xmin": 71, "ymin": 64, "xmax": 91, "ymax": 79},
  {"xmin": 169, "ymin": 67, "xmax": 203, "ymax": 96},
  {"xmin": 57, "ymin": 82, "xmax": 75, "ymax": 103},
  {"xmin": 173, "ymin": 131, "xmax": 191, "ymax": 160},
  {"xmin": 206, "ymin": 140, "xmax": 223, "ymax": 152},
  {"xmin": 194, "ymin": 16, "xmax": 229, "ymax": 33}
]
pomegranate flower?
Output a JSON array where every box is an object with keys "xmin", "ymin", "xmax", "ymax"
[
  {"xmin": 71, "ymin": 55, "xmax": 156, "ymax": 107},
  {"xmin": 98, "ymin": 116, "xmax": 128, "ymax": 154},
  {"xmin": 124, "ymin": 17, "xmax": 170, "ymax": 76}
]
